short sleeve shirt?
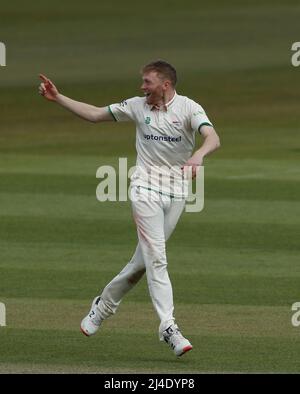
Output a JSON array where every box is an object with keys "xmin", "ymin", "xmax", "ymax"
[{"xmin": 109, "ymin": 93, "xmax": 213, "ymax": 197}]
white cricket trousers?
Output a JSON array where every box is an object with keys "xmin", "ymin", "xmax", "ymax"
[{"xmin": 97, "ymin": 186, "xmax": 185, "ymax": 340}]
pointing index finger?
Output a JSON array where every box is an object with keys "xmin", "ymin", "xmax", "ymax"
[{"xmin": 39, "ymin": 74, "xmax": 49, "ymax": 83}]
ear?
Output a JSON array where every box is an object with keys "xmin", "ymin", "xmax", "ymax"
[{"xmin": 163, "ymin": 80, "xmax": 171, "ymax": 90}]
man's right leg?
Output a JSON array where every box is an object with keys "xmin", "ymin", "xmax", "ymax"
[
  {"xmin": 80, "ymin": 244, "xmax": 145, "ymax": 336},
  {"xmin": 97, "ymin": 244, "xmax": 146, "ymax": 319}
]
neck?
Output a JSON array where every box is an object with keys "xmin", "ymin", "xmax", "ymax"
[
  {"xmin": 163, "ymin": 89, "xmax": 175, "ymax": 105},
  {"xmin": 154, "ymin": 90, "xmax": 176, "ymax": 109}
]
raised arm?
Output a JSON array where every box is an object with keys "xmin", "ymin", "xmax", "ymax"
[{"xmin": 38, "ymin": 74, "xmax": 113, "ymax": 123}]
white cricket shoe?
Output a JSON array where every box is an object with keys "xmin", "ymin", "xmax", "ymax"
[
  {"xmin": 163, "ymin": 324, "xmax": 193, "ymax": 357},
  {"xmin": 80, "ymin": 296, "xmax": 103, "ymax": 337}
]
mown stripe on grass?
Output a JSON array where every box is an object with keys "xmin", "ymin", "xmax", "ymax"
[
  {"xmin": 1, "ymin": 327, "xmax": 300, "ymax": 373},
  {"xmin": 2, "ymin": 298, "xmax": 298, "ymax": 339},
  {"xmin": 0, "ymin": 216, "xmax": 298, "ymax": 251},
  {"xmin": 1, "ymin": 193, "xmax": 299, "ymax": 226},
  {"xmin": 1, "ymin": 266, "xmax": 299, "ymax": 306},
  {"xmin": 1, "ymin": 241, "xmax": 300, "ymax": 277},
  {"xmin": 0, "ymin": 173, "xmax": 299, "ymax": 201}
]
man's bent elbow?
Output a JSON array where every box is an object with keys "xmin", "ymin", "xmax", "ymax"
[{"xmin": 212, "ymin": 132, "xmax": 221, "ymax": 150}]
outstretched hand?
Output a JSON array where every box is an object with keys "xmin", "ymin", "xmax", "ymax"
[{"xmin": 38, "ymin": 74, "xmax": 59, "ymax": 101}]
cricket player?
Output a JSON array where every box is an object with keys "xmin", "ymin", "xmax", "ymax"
[{"xmin": 39, "ymin": 60, "xmax": 220, "ymax": 357}]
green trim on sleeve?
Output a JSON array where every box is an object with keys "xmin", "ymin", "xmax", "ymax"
[
  {"xmin": 198, "ymin": 122, "xmax": 213, "ymax": 133},
  {"xmin": 108, "ymin": 105, "xmax": 117, "ymax": 122}
]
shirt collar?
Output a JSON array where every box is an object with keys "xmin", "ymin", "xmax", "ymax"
[{"xmin": 150, "ymin": 91, "xmax": 177, "ymax": 111}]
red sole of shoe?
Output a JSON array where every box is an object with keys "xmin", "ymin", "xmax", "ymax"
[
  {"xmin": 179, "ymin": 345, "xmax": 193, "ymax": 356},
  {"xmin": 80, "ymin": 327, "xmax": 90, "ymax": 337}
]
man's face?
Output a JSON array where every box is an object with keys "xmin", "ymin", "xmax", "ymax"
[{"xmin": 141, "ymin": 71, "xmax": 168, "ymax": 105}]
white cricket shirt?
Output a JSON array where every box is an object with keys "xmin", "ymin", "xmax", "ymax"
[{"xmin": 109, "ymin": 92, "xmax": 213, "ymax": 197}]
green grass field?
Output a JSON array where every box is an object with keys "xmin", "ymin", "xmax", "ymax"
[{"xmin": 1, "ymin": 0, "xmax": 300, "ymax": 373}]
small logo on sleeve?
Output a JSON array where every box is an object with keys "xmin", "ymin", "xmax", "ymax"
[{"xmin": 120, "ymin": 99, "xmax": 128, "ymax": 107}]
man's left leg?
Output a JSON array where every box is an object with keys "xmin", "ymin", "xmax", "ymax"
[
  {"xmin": 132, "ymin": 190, "xmax": 186, "ymax": 333},
  {"xmin": 132, "ymin": 191, "xmax": 173, "ymax": 332},
  {"xmin": 132, "ymin": 190, "xmax": 192, "ymax": 356}
]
